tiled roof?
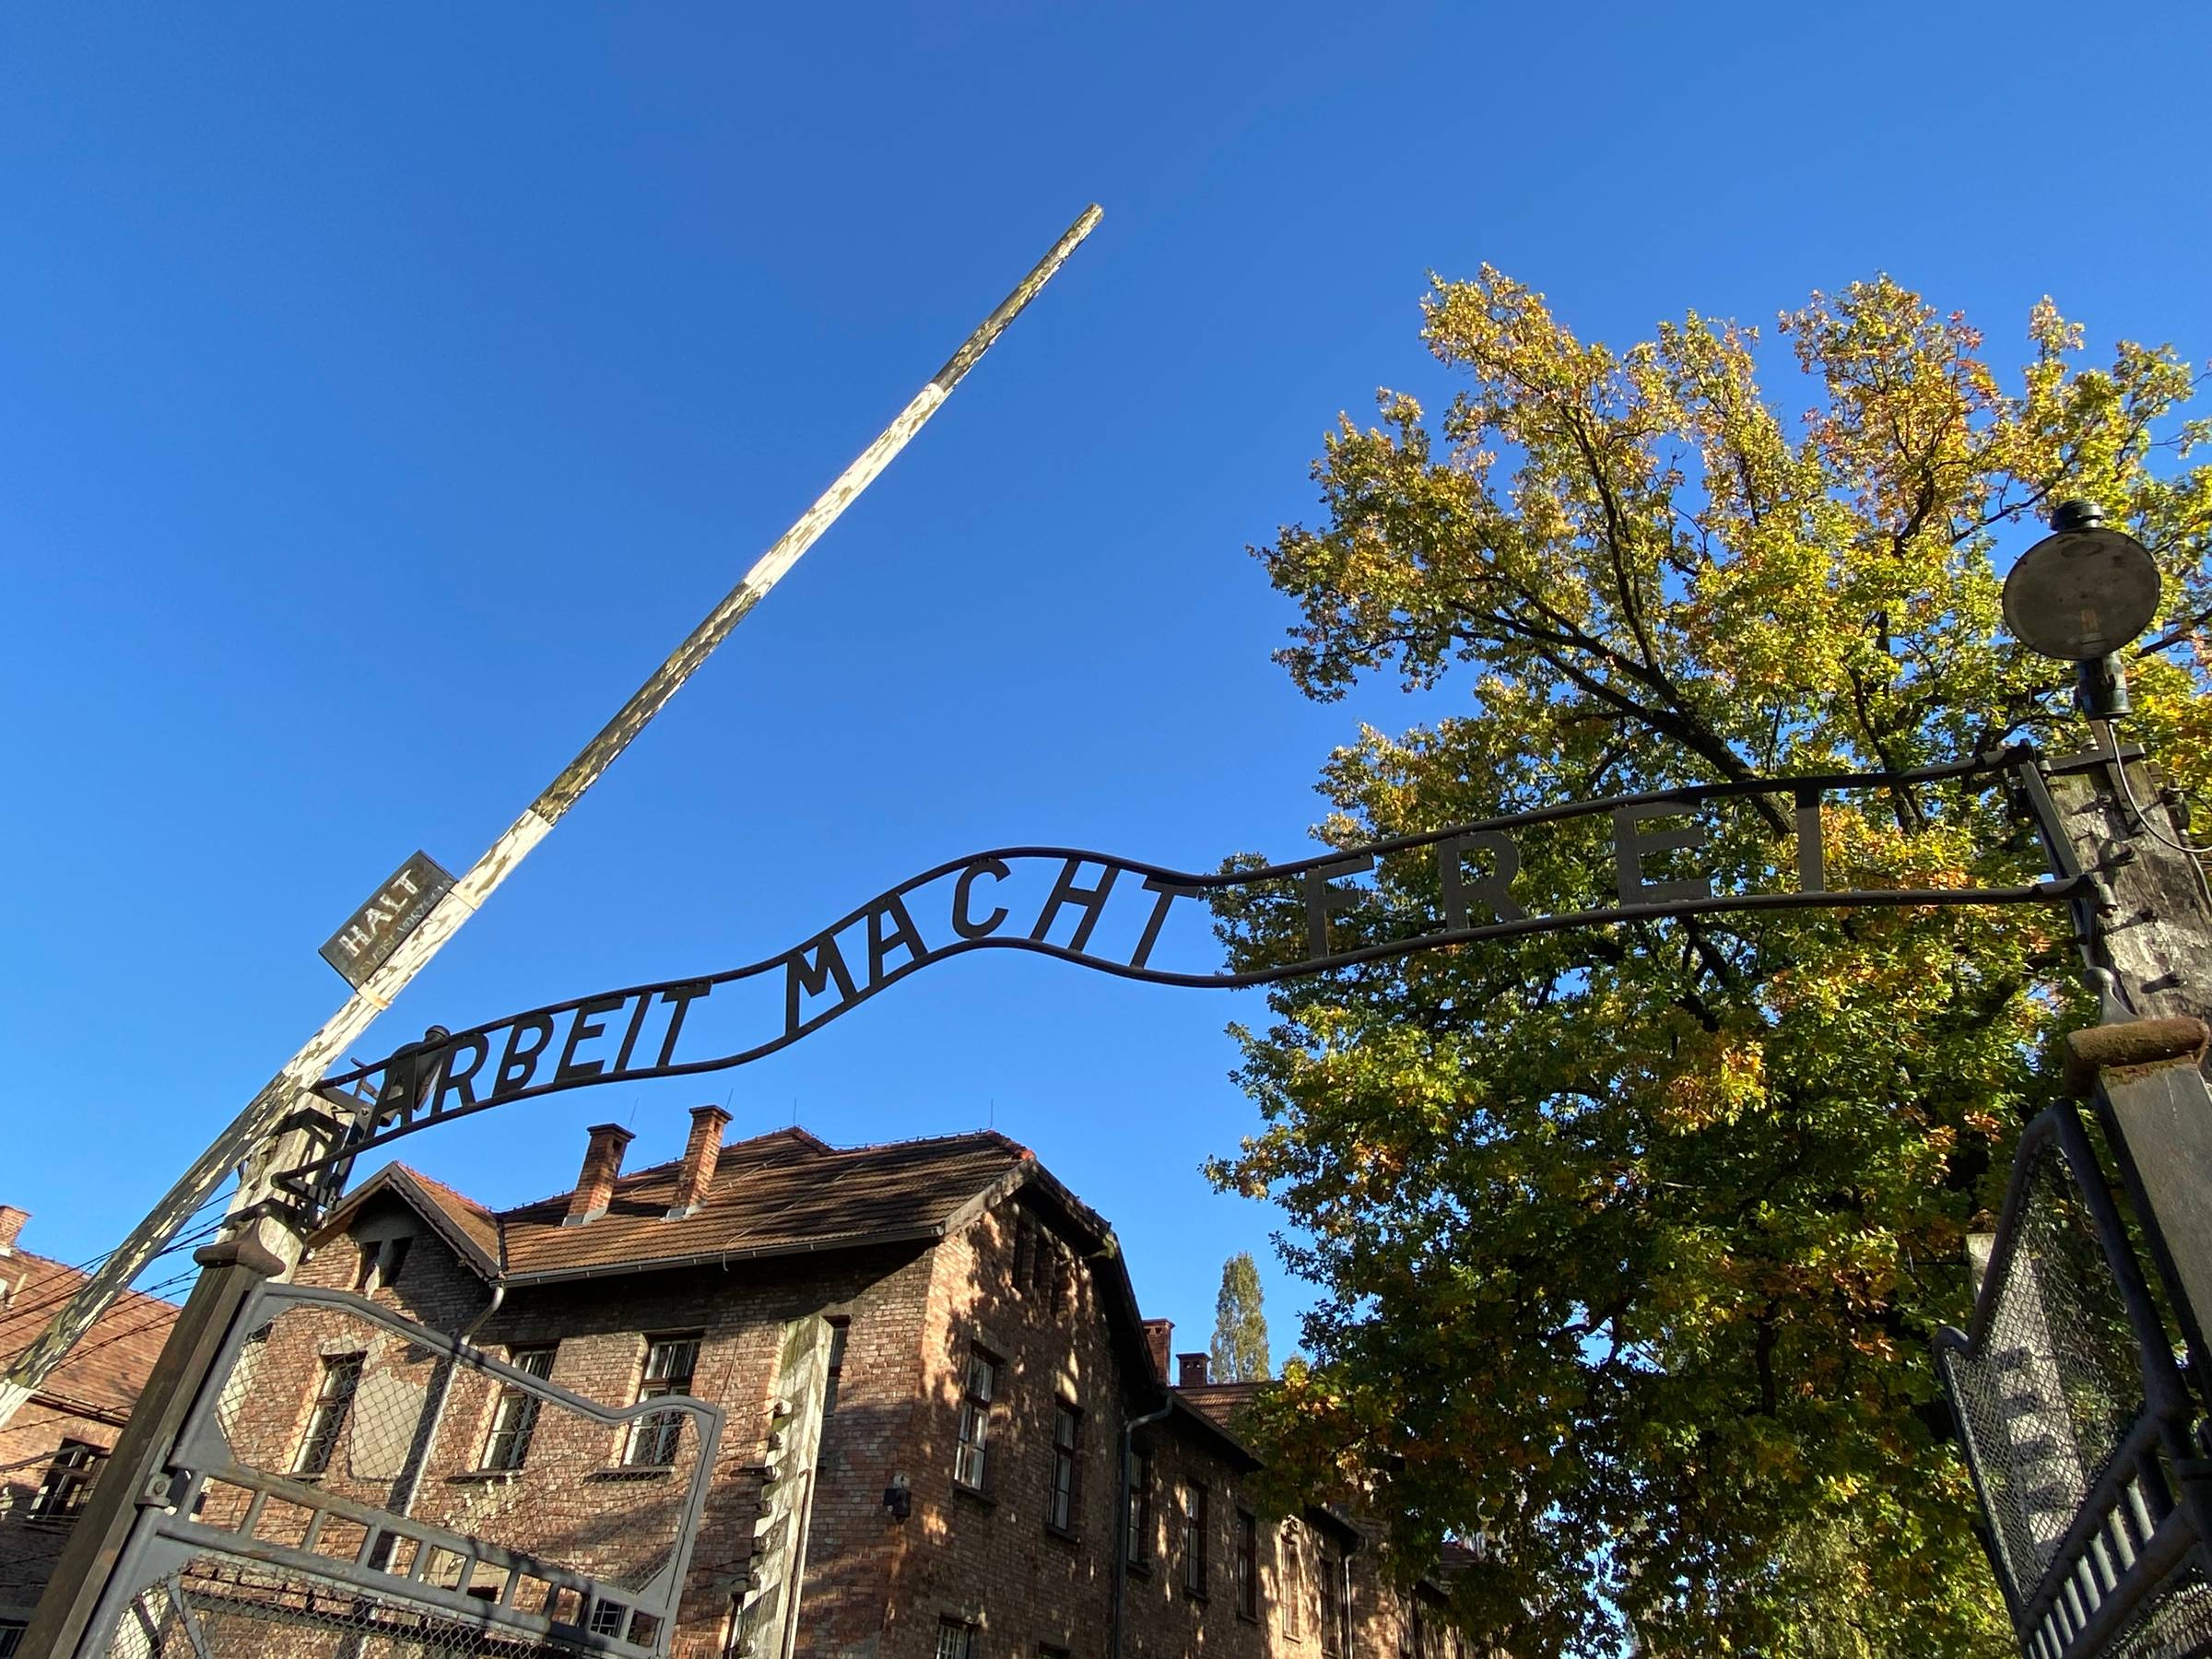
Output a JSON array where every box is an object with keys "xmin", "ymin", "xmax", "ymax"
[
  {"xmin": 325, "ymin": 1128, "xmax": 1040, "ymax": 1286},
  {"xmin": 390, "ymin": 1165, "xmax": 503, "ymax": 1272},
  {"xmin": 499, "ymin": 1128, "xmax": 1032, "ymax": 1281},
  {"xmin": 1176, "ymin": 1379, "xmax": 1264, "ymax": 1430},
  {"xmin": 0, "ymin": 1251, "xmax": 178, "ymax": 1419}
]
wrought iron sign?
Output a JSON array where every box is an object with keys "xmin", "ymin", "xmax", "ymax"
[{"xmin": 291, "ymin": 749, "xmax": 2091, "ymax": 1195}]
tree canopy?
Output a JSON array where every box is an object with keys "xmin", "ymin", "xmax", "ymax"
[
  {"xmin": 1211, "ymin": 1250, "xmax": 1273, "ymax": 1382},
  {"xmin": 1209, "ymin": 270, "xmax": 2212, "ymax": 1656}
]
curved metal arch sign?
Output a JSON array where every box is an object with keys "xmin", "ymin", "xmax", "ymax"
[{"xmin": 292, "ymin": 750, "xmax": 2090, "ymax": 1194}]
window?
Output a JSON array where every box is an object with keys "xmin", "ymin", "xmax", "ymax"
[
  {"xmin": 1320, "ymin": 1549, "xmax": 1348, "ymax": 1657},
  {"xmin": 588, "ymin": 1600, "xmax": 628, "ymax": 1638},
  {"xmin": 29, "ymin": 1441, "xmax": 104, "ymax": 1521},
  {"xmin": 295, "ymin": 1355, "xmax": 363, "ymax": 1476},
  {"xmin": 821, "ymin": 1319, "xmax": 850, "ymax": 1421},
  {"xmin": 935, "ymin": 1618, "xmax": 976, "ymax": 1659},
  {"xmin": 953, "ymin": 1348, "xmax": 994, "ymax": 1488},
  {"xmin": 1125, "ymin": 1450, "xmax": 1153, "ymax": 1569},
  {"xmin": 481, "ymin": 1346, "xmax": 556, "ymax": 1470},
  {"xmin": 1182, "ymin": 1481, "xmax": 1208, "ymax": 1596},
  {"xmin": 0, "ymin": 1618, "xmax": 24, "ymax": 1658},
  {"xmin": 1039, "ymin": 1647, "xmax": 1071, "ymax": 1659},
  {"xmin": 352, "ymin": 1236, "xmax": 412, "ymax": 1292},
  {"xmin": 624, "ymin": 1334, "xmax": 700, "ymax": 1467},
  {"xmin": 1281, "ymin": 1527, "xmax": 1305, "ymax": 1639},
  {"xmin": 1046, "ymin": 1402, "xmax": 1081, "ymax": 1533},
  {"xmin": 1236, "ymin": 1509, "xmax": 1260, "ymax": 1620}
]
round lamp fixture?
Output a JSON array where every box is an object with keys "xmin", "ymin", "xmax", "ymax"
[{"xmin": 2001, "ymin": 500, "xmax": 2162, "ymax": 662}]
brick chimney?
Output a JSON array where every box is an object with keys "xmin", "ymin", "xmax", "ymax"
[
  {"xmin": 1142, "ymin": 1318, "xmax": 1173, "ymax": 1384},
  {"xmin": 1178, "ymin": 1352, "xmax": 1209, "ymax": 1389},
  {"xmin": 565, "ymin": 1124, "xmax": 635, "ymax": 1227},
  {"xmin": 666, "ymin": 1105, "xmax": 732, "ymax": 1219},
  {"xmin": 0, "ymin": 1207, "xmax": 26, "ymax": 1255}
]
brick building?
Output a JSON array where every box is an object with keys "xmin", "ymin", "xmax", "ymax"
[
  {"xmin": 0, "ymin": 1206, "xmax": 179, "ymax": 1653},
  {"xmin": 203, "ymin": 1111, "xmax": 1465, "ymax": 1658}
]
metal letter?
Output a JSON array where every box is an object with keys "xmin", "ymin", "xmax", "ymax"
[
  {"xmin": 785, "ymin": 935, "xmax": 860, "ymax": 1032},
  {"xmin": 432, "ymin": 1032, "xmax": 488, "ymax": 1113},
  {"xmin": 554, "ymin": 994, "xmax": 628, "ymax": 1085},
  {"xmin": 492, "ymin": 1015, "xmax": 555, "ymax": 1097},
  {"xmin": 953, "ymin": 858, "xmax": 1011, "ymax": 940},
  {"xmin": 1613, "ymin": 804, "xmax": 1712, "ymax": 906},
  {"xmin": 1437, "ymin": 831, "xmax": 1525, "ymax": 927},
  {"xmin": 1304, "ymin": 853, "xmax": 1375, "ymax": 959},
  {"xmin": 866, "ymin": 894, "xmax": 930, "ymax": 984},
  {"xmin": 1030, "ymin": 858, "xmax": 1120, "ymax": 954},
  {"xmin": 654, "ymin": 982, "xmax": 712, "ymax": 1066},
  {"xmin": 1131, "ymin": 877, "xmax": 1204, "ymax": 970}
]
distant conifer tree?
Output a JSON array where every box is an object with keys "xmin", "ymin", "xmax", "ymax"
[{"xmin": 1209, "ymin": 1252, "xmax": 1270, "ymax": 1382}]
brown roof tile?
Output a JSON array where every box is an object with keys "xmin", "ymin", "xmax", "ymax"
[
  {"xmin": 0, "ymin": 1252, "xmax": 178, "ymax": 1419},
  {"xmin": 1177, "ymin": 1379, "xmax": 1265, "ymax": 1430},
  {"xmin": 390, "ymin": 1165, "xmax": 503, "ymax": 1270},
  {"xmin": 497, "ymin": 1128, "xmax": 1031, "ymax": 1281}
]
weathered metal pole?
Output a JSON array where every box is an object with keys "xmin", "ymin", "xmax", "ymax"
[{"xmin": 0, "ymin": 203, "xmax": 1103, "ymax": 1433}]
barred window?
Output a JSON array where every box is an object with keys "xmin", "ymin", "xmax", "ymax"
[
  {"xmin": 935, "ymin": 1618, "xmax": 976, "ymax": 1659},
  {"xmin": 481, "ymin": 1346, "xmax": 556, "ymax": 1470},
  {"xmin": 821, "ymin": 1319, "xmax": 850, "ymax": 1421},
  {"xmin": 953, "ymin": 1348, "xmax": 995, "ymax": 1488},
  {"xmin": 1320, "ymin": 1547, "xmax": 1348, "ymax": 1657},
  {"xmin": 1126, "ymin": 1450, "xmax": 1153, "ymax": 1567},
  {"xmin": 1236, "ymin": 1509, "xmax": 1260, "ymax": 1620},
  {"xmin": 624, "ymin": 1334, "xmax": 700, "ymax": 1466},
  {"xmin": 1046, "ymin": 1402, "xmax": 1081, "ymax": 1533},
  {"xmin": 1182, "ymin": 1481, "xmax": 1208, "ymax": 1596},
  {"xmin": 295, "ymin": 1355, "xmax": 363, "ymax": 1476},
  {"xmin": 28, "ymin": 1440, "xmax": 104, "ymax": 1522}
]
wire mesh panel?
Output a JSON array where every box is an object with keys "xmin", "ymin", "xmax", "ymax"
[
  {"xmin": 84, "ymin": 1284, "xmax": 721, "ymax": 1659},
  {"xmin": 103, "ymin": 1558, "xmax": 582, "ymax": 1659},
  {"xmin": 1937, "ymin": 1107, "xmax": 2212, "ymax": 1658}
]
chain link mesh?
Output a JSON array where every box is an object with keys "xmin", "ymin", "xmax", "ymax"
[
  {"xmin": 1942, "ymin": 1137, "xmax": 2152, "ymax": 1604},
  {"xmin": 102, "ymin": 1557, "xmax": 593, "ymax": 1659},
  {"xmin": 2103, "ymin": 1566, "xmax": 2212, "ymax": 1659},
  {"xmin": 92, "ymin": 1289, "xmax": 710, "ymax": 1657}
]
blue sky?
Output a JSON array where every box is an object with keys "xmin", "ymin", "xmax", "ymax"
[{"xmin": 5, "ymin": 3, "xmax": 2209, "ymax": 1356}]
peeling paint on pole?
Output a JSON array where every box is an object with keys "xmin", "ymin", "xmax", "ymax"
[{"xmin": 0, "ymin": 204, "xmax": 1103, "ymax": 1434}]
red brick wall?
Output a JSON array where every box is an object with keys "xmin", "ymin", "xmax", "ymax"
[
  {"xmin": 877, "ymin": 1196, "xmax": 1128, "ymax": 1659},
  {"xmin": 0, "ymin": 1400, "xmax": 124, "ymax": 1626},
  {"xmin": 208, "ymin": 1182, "xmax": 1446, "ymax": 1659}
]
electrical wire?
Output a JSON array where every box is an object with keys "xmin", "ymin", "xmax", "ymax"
[
  {"xmin": 2112, "ymin": 757, "xmax": 2212, "ymax": 912},
  {"xmin": 0, "ymin": 1203, "xmax": 239, "ymax": 1337}
]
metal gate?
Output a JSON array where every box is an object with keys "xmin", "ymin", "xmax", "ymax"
[
  {"xmin": 1937, "ymin": 1106, "xmax": 2212, "ymax": 1658},
  {"xmin": 79, "ymin": 1283, "xmax": 723, "ymax": 1659}
]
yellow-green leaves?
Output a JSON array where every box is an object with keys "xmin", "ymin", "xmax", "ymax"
[{"xmin": 1222, "ymin": 270, "xmax": 2207, "ymax": 1656}]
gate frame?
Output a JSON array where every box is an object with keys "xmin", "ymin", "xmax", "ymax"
[{"xmin": 73, "ymin": 1278, "xmax": 724, "ymax": 1659}]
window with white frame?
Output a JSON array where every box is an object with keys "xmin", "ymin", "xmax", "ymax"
[
  {"xmin": 953, "ymin": 1347, "xmax": 994, "ymax": 1488},
  {"xmin": 624, "ymin": 1333, "xmax": 700, "ymax": 1467},
  {"xmin": 480, "ymin": 1345, "xmax": 556, "ymax": 1470},
  {"xmin": 294, "ymin": 1354, "xmax": 363, "ymax": 1476},
  {"xmin": 28, "ymin": 1441, "xmax": 104, "ymax": 1522}
]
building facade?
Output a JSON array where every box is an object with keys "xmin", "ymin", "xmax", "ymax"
[
  {"xmin": 0, "ymin": 1206, "xmax": 180, "ymax": 1655},
  {"xmin": 74, "ymin": 1112, "xmax": 1465, "ymax": 1658}
]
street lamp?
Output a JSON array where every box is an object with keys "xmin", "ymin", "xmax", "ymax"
[{"xmin": 2000, "ymin": 498, "xmax": 2163, "ymax": 712}]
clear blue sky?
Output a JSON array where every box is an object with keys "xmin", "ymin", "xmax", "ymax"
[{"xmin": 5, "ymin": 4, "xmax": 2209, "ymax": 1357}]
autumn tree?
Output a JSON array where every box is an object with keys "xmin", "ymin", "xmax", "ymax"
[
  {"xmin": 1211, "ymin": 1251, "xmax": 1273, "ymax": 1382},
  {"xmin": 1209, "ymin": 271, "xmax": 2212, "ymax": 1656}
]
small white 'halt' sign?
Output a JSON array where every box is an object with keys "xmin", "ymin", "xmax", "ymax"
[{"xmin": 319, "ymin": 851, "xmax": 456, "ymax": 990}]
